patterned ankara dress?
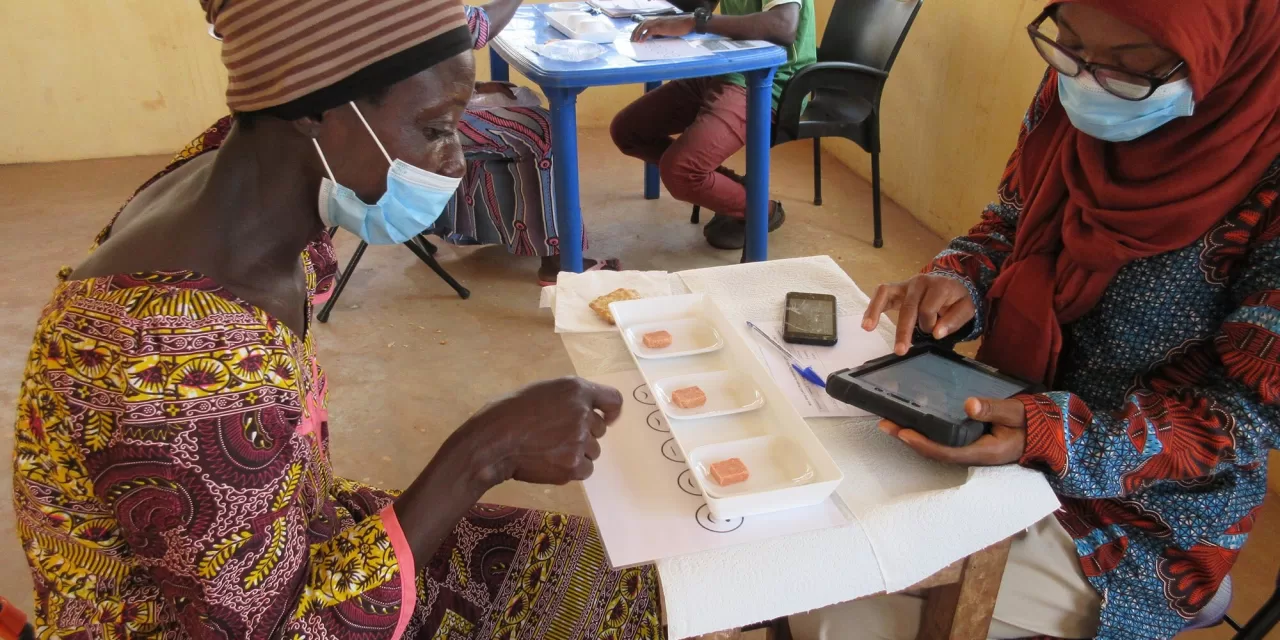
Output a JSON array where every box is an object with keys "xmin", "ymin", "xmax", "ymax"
[
  {"xmin": 927, "ymin": 74, "xmax": 1280, "ymax": 639},
  {"xmin": 11, "ymin": 121, "xmax": 661, "ymax": 639},
  {"xmin": 432, "ymin": 7, "xmax": 582, "ymax": 258}
]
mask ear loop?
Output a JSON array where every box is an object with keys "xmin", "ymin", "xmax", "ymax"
[
  {"xmin": 312, "ymin": 139, "xmax": 337, "ymax": 181},
  {"xmin": 349, "ymin": 102, "xmax": 394, "ymax": 165}
]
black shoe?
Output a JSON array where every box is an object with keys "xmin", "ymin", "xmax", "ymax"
[{"xmin": 703, "ymin": 202, "xmax": 786, "ymax": 251}]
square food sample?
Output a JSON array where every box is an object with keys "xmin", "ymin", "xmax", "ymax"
[
  {"xmin": 642, "ymin": 330, "xmax": 672, "ymax": 349},
  {"xmin": 709, "ymin": 458, "xmax": 749, "ymax": 486},
  {"xmin": 670, "ymin": 386, "xmax": 707, "ymax": 409},
  {"xmin": 588, "ymin": 288, "xmax": 640, "ymax": 325}
]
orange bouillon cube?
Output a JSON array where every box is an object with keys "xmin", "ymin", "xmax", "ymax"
[
  {"xmin": 709, "ymin": 458, "xmax": 749, "ymax": 486},
  {"xmin": 670, "ymin": 386, "xmax": 706, "ymax": 409},
  {"xmin": 642, "ymin": 330, "xmax": 672, "ymax": 349}
]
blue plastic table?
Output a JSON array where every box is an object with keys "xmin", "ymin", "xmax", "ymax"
[{"xmin": 489, "ymin": 5, "xmax": 787, "ymax": 271}]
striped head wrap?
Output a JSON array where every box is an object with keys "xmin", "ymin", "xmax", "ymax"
[{"xmin": 202, "ymin": 0, "xmax": 472, "ymax": 119}]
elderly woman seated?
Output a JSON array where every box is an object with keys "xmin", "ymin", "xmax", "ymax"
[{"xmin": 10, "ymin": 0, "xmax": 659, "ymax": 637}]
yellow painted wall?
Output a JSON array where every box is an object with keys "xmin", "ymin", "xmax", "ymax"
[
  {"xmin": 812, "ymin": 0, "xmax": 1049, "ymax": 239},
  {"xmin": 0, "ymin": 1, "xmax": 229, "ymax": 165},
  {"xmin": 0, "ymin": 0, "xmax": 640, "ymax": 165},
  {"xmin": 1, "ymin": 0, "xmax": 1052, "ymax": 248}
]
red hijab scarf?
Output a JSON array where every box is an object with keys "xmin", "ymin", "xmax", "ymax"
[{"xmin": 976, "ymin": 0, "xmax": 1280, "ymax": 386}]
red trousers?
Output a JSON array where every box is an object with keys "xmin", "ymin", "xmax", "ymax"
[{"xmin": 610, "ymin": 78, "xmax": 750, "ymax": 217}]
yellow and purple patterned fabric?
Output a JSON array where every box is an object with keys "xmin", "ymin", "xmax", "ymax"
[{"xmin": 12, "ymin": 121, "xmax": 661, "ymax": 639}]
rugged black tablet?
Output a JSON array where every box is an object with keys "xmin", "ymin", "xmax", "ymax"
[{"xmin": 825, "ymin": 344, "xmax": 1040, "ymax": 447}]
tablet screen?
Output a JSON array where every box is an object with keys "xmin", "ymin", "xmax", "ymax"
[{"xmin": 859, "ymin": 353, "xmax": 1027, "ymax": 421}]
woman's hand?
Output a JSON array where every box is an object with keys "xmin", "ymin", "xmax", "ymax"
[
  {"xmin": 863, "ymin": 274, "xmax": 975, "ymax": 355},
  {"xmin": 631, "ymin": 16, "xmax": 696, "ymax": 41},
  {"xmin": 393, "ymin": 377, "xmax": 621, "ymax": 570},
  {"xmin": 458, "ymin": 377, "xmax": 623, "ymax": 486},
  {"xmin": 880, "ymin": 397, "xmax": 1027, "ymax": 466}
]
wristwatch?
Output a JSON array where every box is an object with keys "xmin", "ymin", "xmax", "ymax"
[{"xmin": 693, "ymin": 7, "xmax": 712, "ymax": 34}]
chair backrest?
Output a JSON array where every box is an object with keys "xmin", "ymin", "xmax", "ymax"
[{"xmin": 818, "ymin": 0, "xmax": 922, "ymax": 73}]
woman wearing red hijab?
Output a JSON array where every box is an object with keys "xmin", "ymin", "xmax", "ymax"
[{"xmin": 794, "ymin": 1, "xmax": 1280, "ymax": 638}]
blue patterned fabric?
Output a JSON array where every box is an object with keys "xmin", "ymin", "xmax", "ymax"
[{"xmin": 928, "ymin": 74, "xmax": 1280, "ymax": 639}]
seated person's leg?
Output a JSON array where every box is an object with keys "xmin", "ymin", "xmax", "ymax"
[
  {"xmin": 789, "ymin": 517, "xmax": 1101, "ymax": 640},
  {"xmin": 610, "ymin": 79, "xmax": 707, "ymax": 167},
  {"xmin": 656, "ymin": 79, "xmax": 784, "ymax": 250},
  {"xmin": 403, "ymin": 504, "xmax": 662, "ymax": 638}
]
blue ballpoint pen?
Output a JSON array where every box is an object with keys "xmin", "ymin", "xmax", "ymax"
[{"xmin": 746, "ymin": 321, "xmax": 827, "ymax": 388}]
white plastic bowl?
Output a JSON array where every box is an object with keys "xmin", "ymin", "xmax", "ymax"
[
  {"xmin": 652, "ymin": 370, "xmax": 765, "ymax": 420},
  {"xmin": 621, "ymin": 318, "xmax": 724, "ymax": 359}
]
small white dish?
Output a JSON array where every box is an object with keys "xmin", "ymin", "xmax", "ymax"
[
  {"xmin": 545, "ymin": 11, "xmax": 618, "ymax": 44},
  {"xmin": 534, "ymin": 39, "xmax": 608, "ymax": 61},
  {"xmin": 688, "ymin": 436, "xmax": 815, "ymax": 499},
  {"xmin": 621, "ymin": 318, "xmax": 724, "ymax": 359},
  {"xmin": 652, "ymin": 370, "xmax": 764, "ymax": 420},
  {"xmin": 550, "ymin": 1, "xmax": 586, "ymax": 9}
]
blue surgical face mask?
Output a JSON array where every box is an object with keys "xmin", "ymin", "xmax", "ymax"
[
  {"xmin": 1057, "ymin": 73, "xmax": 1196, "ymax": 142},
  {"xmin": 314, "ymin": 103, "xmax": 461, "ymax": 245}
]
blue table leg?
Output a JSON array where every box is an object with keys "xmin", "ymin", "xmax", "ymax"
[
  {"xmin": 744, "ymin": 68, "xmax": 776, "ymax": 263},
  {"xmin": 489, "ymin": 48, "xmax": 509, "ymax": 82},
  {"xmin": 547, "ymin": 87, "xmax": 585, "ymax": 273},
  {"xmin": 643, "ymin": 81, "xmax": 662, "ymax": 200}
]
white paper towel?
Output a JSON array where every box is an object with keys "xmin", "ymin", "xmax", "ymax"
[
  {"xmin": 658, "ymin": 520, "xmax": 886, "ymax": 639},
  {"xmin": 678, "ymin": 256, "xmax": 873, "ymax": 324},
  {"xmin": 540, "ymin": 269, "xmax": 679, "ymax": 333},
  {"xmin": 648, "ymin": 256, "xmax": 1061, "ymax": 633},
  {"xmin": 812, "ymin": 420, "xmax": 1060, "ymax": 592}
]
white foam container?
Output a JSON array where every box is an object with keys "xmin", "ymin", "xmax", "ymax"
[
  {"xmin": 621, "ymin": 318, "xmax": 724, "ymax": 359},
  {"xmin": 652, "ymin": 370, "xmax": 764, "ymax": 419},
  {"xmin": 609, "ymin": 293, "xmax": 845, "ymax": 519},
  {"xmin": 545, "ymin": 10, "xmax": 619, "ymax": 43}
]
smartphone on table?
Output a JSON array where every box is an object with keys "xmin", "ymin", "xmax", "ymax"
[{"xmin": 783, "ymin": 292, "xmax": 838, "ymax": 346}]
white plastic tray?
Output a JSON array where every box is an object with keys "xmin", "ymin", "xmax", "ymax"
[
  {"xmin": 545, "ymin": 10, "xmax": 619, "ymax": 43},
  {"xmin": 609, "ymin": 293, "xmax": 845, "ymax": 519}
]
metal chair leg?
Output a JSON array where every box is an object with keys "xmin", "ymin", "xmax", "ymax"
[
  {"xmin": 421, "ymin": 233, "xmax": 439, "ymax": 255},
  {"xmin": 317, "ymin": 240, "xmax": 368, "ymax": 323},
  {"xmin": 871, "ymin": 148, "xmax": 883, "ymax": 249},
  {"xmin": 813, "ymin": 138, "xmax": 823, "ymax": 206},
  {"xmin": 1234, "ymin": 585, "xmax": 1280, "ymax": 639},
  {"xmin": 405, "ymin": 236, "xmax": 470, "ymax": 300},
  {"xmin": 691, "ymin": 205, "xmax": 701, "ymax": 224}
]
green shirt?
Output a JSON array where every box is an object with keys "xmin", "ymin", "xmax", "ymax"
[{"xmin": 718, "ymin": 0, "xmax": 816, "ymax": 109}]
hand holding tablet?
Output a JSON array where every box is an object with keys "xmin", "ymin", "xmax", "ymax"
[
  {"xmin": 877, "ymin": 396, "xmax": 1028, "ymax": 466},
  {"xmin": 826, "ymin": 343, "xmax": 1041, "ymax": 455}
]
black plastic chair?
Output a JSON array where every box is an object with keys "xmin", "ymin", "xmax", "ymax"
[
  {"xmin": 316, "ymin": 228, "xmax": 469, "ymax": 324},
  {"xmin": 690, "ymin": 0, "xmax": 922, "ymax": 249}
]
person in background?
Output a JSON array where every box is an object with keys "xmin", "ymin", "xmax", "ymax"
[
  {"xmin": 11, "ymin": 0, "xmax": 661, "ymax": 637},
  {"xmin": 793, "ymin": 1, "xmax": 1280, "ymax": 638},
  {"xmin": 609, "ymin": 0, "xmax": 816, "ymax": 251},
  {"xmin": 439, "ymin": 2, "xmax": 621, "ymax": 284},
  {"xmin": 202, "ymin": 0, "xmax": 619, "ymax": 285}
]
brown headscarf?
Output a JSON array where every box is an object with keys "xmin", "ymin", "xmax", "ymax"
[
  {"xmin": 201, "ymin": 0, "xmax": 471, "ymax": 118},
  {"xmin": 976, "ymin": 0, "xmax": 1280, "ymax": 385}
]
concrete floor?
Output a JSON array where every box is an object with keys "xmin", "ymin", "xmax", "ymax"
[{"xmin": 1, "ymin": 133, "xmax": 1276, "ymax": 637}]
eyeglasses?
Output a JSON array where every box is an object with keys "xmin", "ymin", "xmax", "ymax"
[{"xmin": 1027, "ymin": 10, "xmax": 1185, "ymax": 101}]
